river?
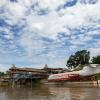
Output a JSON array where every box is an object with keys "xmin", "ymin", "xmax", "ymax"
[{"xmin": 0, "ymin": 84, "xmax": 100, "ymax": 100}]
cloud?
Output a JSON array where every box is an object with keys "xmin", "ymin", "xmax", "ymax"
[
  {"xmin": 0, "ymin": 64, "xmax": 11, "ymax": 72},
  {"xmin": 86, "ymin": 30, "xmax": 100, "ymax": 36},
  {"xmin": 88, "ymin": 48, "xmax": 100, "ymax": 58},
  {"xmin": 0, "ymin": 27, "xmax": 13, "ymax": 39},
  {"xmin": 20, "ymin": 32, "xmax": 45, "ymax": 57},
  {"xmin": 28, "ymin": 0, "xmax": 100, "ymax": 39},
  {"xmin": 0, "ymin": 0, "xmax": 100, "ymax": 70},
  {"xmin": 97, "ymin": 41, "xmax": 100, "ymax": 45}
]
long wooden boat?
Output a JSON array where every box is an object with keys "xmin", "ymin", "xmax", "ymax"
[{"xmin": 48, "ymin": 65, "xmax": 100, "ymax": 82}]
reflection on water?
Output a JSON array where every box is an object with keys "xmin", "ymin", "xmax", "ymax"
[{"xmin": 0, "ymin": 84, "xmax": 100, "ymax": 100}]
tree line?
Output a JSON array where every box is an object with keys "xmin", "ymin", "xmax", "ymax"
[
  {"xmin": 0, "ymin": 72, "xmax": 5, "ymax": 77},
  {"xmin": 67, "ymin": 50, "xmax": 100, "ymax": 69}
]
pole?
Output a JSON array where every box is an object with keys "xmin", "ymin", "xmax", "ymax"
[
  {"xmin": 95, "ymin": 76, "xmax": 99, "ymax": 87},
  {"xmin": 31, "ymin": 77, "xmax": 32, "ymax": 88}
]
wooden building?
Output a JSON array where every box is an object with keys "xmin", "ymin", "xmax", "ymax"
[
  {"xmin": 43, "ymin": 64, "xmax": 70, "ymax": 74},
  {"xmin": 8, "ymin": 66, "xmax": 48, "ymax": 79}
]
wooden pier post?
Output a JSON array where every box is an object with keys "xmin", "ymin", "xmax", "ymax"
[{"xmin": 31, "ymin": 78, "xmax": 32, "ymax": 88}]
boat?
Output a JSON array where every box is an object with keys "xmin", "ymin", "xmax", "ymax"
[{"xmin": 48, "ymin": 65, "xmax": 100, "ymax": 82}]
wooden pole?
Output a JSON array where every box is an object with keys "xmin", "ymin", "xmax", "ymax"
[
  {"xmin": 95, "ymin": 76, "xmax": 99, "ymax": 87},
  {"xmin": 31, "ymin": 78, "xmax": 32, "ymax": 88}
]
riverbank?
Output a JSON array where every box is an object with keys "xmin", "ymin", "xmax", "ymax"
[
  {"xmin": 1, "ymin": 77, "xmax": 100, "ymax": 87},
  {"xmin": 42, "ymin": 80, "xmax": 100, "ymax": 87}
]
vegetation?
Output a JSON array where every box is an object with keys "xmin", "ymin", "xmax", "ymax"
[
  {"xmin": 91, "ymin": 55, "xmax": 100, "ymax": 79},
  {"xmin": 67, "ymin": 50, "xmax": 90, "ymax": 69},
  {"xmin": 0, "ymin": 72, "xmax": 5, "ymax": 77},
  {"xmin": 95, "ymin": 74, "xmax": 100, "ymax": 80},
  {"xmin": 73, "ymin": 64, "xmax": 85, "ymax": 71},
  {"xmin": 91, "ymin": 55, "xmax": 100, "ymax": 64}
]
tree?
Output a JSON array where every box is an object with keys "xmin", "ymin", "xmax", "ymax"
[
  {"xmin": 0, "ymin": 72, "xmax": 5, "ymax": 77},
  {"xmin": 91, "ymin": 55, "xmax": 100, "ymax": 64},
  {"xmin": 67, "ymin": 50, "xmax": 90, "ymax": 69}
]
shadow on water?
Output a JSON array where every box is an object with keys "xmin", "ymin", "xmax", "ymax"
[{"xmin": 0, "ymin": 84, "xmax": 100, "ymax": 100}]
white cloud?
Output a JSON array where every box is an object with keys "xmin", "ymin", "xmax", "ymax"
[
  {"xmin": 24, "ymin": 0, "xmax": 100, "ymax": 39},
  {"xmin": 70, "ymin": 34, "xmax": 93, "ymax": 45},
  {"xmin": 1, "ymin": 0, "xmax": 100, "ymax": 37},
  {"xmin": 0, "ymin": 0, "xmax": 100, "ymax": 68},
  {"xmin": 0, "ymin": 0, "xmax": 7, "ymax": 7},
  {"xmin": 0, "ymin": 64, "xmax": 11, "ymax": 72},
  {"xmin": 88, "ymin": 48, "xmax": 100, "ymax": 58},
  {"xmin": 86, "ymin": 30, "xmax": 100, "ymax": 36},
  {"xmin": 0, "ymin": 27, "xmax": 13, "ymax": 39},
  {"xmin": 0, "ymin": 0, "xmax": 27, "ymax": 25},
  {"xmin": 20, "ymin": 32, "xmax": 45, "ymax": 57},
  {"xmin": 18, "ymin": 0, "xmax": 33, "ymax": 8},
  {"xmin": 37, "ymin": 0, "xmax": 66, "ymax": 10},
  {"xmin": 97, "ymin": 41, "xmax": 100, "ymax": 45}
]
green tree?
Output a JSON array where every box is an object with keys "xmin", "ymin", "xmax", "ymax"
[
  {"xmin": 67, "ymin": 50, "xmax": 90, "ymax": 69},
  {"xmin": 91, "ymin": 55, "xmax": 100, "ymax": 64},
  {"xmin": 0, "ymin": 72, "xmax": 5, "ymax": 77}
]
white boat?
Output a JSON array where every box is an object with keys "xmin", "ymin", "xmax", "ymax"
[{"xmin": 48, "ymin": 65, "xmax": 100, "ymax": 82}]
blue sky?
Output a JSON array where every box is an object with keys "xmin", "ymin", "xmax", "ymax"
[{"xmin": 0, "ymin": 0, "xmax": 100, "ymax": 71}]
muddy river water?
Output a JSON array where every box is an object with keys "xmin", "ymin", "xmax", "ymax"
[{"xmin": 0, "ymin": 84, "xmax": 100, "ymax": 100}]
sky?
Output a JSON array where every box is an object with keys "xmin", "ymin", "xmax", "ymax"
[{"xmin": 0, "ymin": 0, "xmax": 100, "ymax": 71}]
